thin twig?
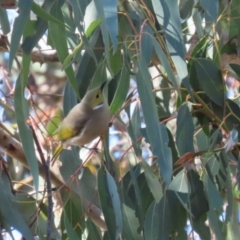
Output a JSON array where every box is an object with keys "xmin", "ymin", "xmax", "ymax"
[
  {"xmin": 29, "ymin": 124, "xmax": 53, "ymax": 240},
  {"xmin": 46, "ymin": 156, "xmax": 53, "ymax": 240}
]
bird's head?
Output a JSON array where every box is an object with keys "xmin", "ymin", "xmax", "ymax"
[{"xmin": 84, "ymin": 81, "xmax": 107, "ymax": 109}]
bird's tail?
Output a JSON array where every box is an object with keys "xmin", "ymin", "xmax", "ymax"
[{"xmin": 51, "ymin": 143, "xmax": 63, "ymax": 166}]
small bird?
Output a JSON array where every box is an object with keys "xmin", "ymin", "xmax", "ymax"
[{"xmin": 52, "ymin": 81, "xmax": 110, "ymax": 162}]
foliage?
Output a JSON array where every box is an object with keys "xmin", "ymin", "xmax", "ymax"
[{"xmin": 0, "ymin": 0, "xmax": 240, "ymax": 239}]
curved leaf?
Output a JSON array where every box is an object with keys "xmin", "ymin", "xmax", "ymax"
[
  {"xmin": 48, "ymin": 0, "xmax": 79, "ymax": 99},
  {"xmin": 98, "ymin": 167, "xmax": 122, "ymax": 240},
  {"xmin": 176, "ymin": 102, "xmax": 195, "ymax": 155},
  {"xmin": 9, "ymin": 0, "xmax": 33, "ymax": 71},
  {"xmin": 194, "ymin": 58, "xmax": 225, "ymax": 106},
  {"xmin": 141, "ymin": 160, "xmax": 162, "ymax": 203},
  {"xmin": 0, "ymin": 173, "xmax": 34, "ymax": 240},
  {"xmin": 136, "ymin": 54, "xmax": 172, "ymax": 185},
  {"xmin": 14, "ymin": 53, "xmax": 39, "ymax": 193},
  {"xmin": 0, "ymin": 6, "xmax": 10, "ymax": 34},
  {"xmin": 144, "ymin": 198, "xmax": 170, "ymax": 240}
]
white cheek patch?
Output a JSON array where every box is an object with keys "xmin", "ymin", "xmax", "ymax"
[{"xmin": 93, "ymin": 103, "xmax": 103, "ymax": 110}]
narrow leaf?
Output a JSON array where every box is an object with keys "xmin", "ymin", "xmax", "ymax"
[
  {"xmin": 14, "ymin": 53, "xmax": 39, "ymax": 193},
  {"xmin": 9, "ymin": 0, "xmax": 33, "ymax": 71},
  {"xmin": 110, "ymin": 65, "xmax": 130, "ymax": 115},
  {"xmin": 0, "ymin": 6, "xmax": 10, "ymax": 34},
  {"xmin": 62, "ymin": 19, "xmax": 102, "ymax": 70},
  {"xmin": 64, "ymin": 211, "xmax": 81, "ymax": 240},
  {"xmin": 144, "ymin": 198, "xmax": 170, "ymax": 240},
  {"xmin": 0, "ymin": 173, "xmax": 34, "ymax": 240},
  {"xmin": 22, "ymin": 0, "xmax": 55, "ymax": 54},
  {"xmin": 48, "ymin": 0, "xmax": 79, "ymax": 99},
  {"xmin": 194, "ymin": 58, "xmax": 225, "ymax": 106},
  {"xmin": 121, "ymin": 192, "xmax": 143, "ymax": 240},
  {"xmin": 136, "ymin": 55, "xmax": 172, "ymax": 185},
  {"xmin": 203, "ymin": 174, "xmax": 223, "ymax": 211},
  {"xmin": 141, "ymin": 160, "xmax": 162, "ymax": 203},
  {"xmin": 98, "ymin": 167, "xmax": 122, "ymax": 240},
  {"xmin": 101, "ymin": 0, "xmax": 118, "ymax": 53},
  {"xmin": 151, "ymin": 0, "xmax": 189, "ymax": 95},
  {"xmin": 31, "ymin": 1, "xmax": 66, "ymax": 27},
  {"xmin": 176, "ymin": 102, "xmax": 195, "ymax": 156}
]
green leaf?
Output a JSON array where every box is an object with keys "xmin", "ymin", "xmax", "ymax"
[
  {"xmin": 63, "ymin": 211, "xmax": 81, "ymax": 240},
  {"xmin": 92, "ymin": 0, "xmax": 110, "ymax": 66},
  {"xmin": 91, "ymin": 61, "xmax": 108, "ymax": 88},
  {"xmin": 62, "ymin": 195, "xmax": 84, "ymax": 239},
  {"xmin": 203, "ymin": 173, "xmax": 223, "ymax": 211},
  {"xmin": 75, "ymin": 28, "xmax": 103, "ymax": 97},
  {"xmin": 136, "ymin": 55, "xmax": 172, "ymax": 185},
  {"xmin": 152, "ymin": 0, "xmax": 189, "ymax": 93},
  {"xmin": 98, "ymin": 167, "xmax": 122, "ymax": 240},
  {"xmin": 176, "ymin": 102, "xmax": 195, "ymax": 155},
  {"xmin": 121, "ymin": 191, "xmax": 143, "ymax": 240},
  {"xmin": 148, "ymin": 34, "xmax": 180, "ymax": 95},
  {"xmin": 187, "ymin": 169, "xmax": 209, "ymax": 219},
  {"xmin": 141, "ymin": 160, "xmax": 162, "ymax": 203},
  {"xmin": 144, "ymin": 198, "xmax": 170, "ymax": 240},
  {"xmin": 195, "ymin": 128, "xmax": 210, "ymax": 151},
  {"xmin": 205, "ymin": 153, "xmax": 221, "ymax": 177},
  {"xmin": 229, "ymin": 0, "xmax": 240, "ymax": 39},
  {"xmin": 167, "ymin": 191, "xmax": 188, "ymax": 239},
  {"xmin": 9, "ymin": 0, "xmax": 33, "ymax": 71},
  {"xmin": 60, "ymin": 153, "xmax": 100, "ymax": 208},
  {"xmin": 48, "ymin": 0, "xmax": 79, "ymax": 99},
  {"xmin": 109, "ymin": 48, "xmax": 122, "ymax": 75},
  {"xmin": 46, "ymin": 108, "xmax": 63, "ymax": 136},
  {"xmin": 22, "ymin": 0, "xmax": 55, "ymax": 54},
  {"xmin": 14, "ymin": 53, "xmax": 39, "ymax": 193},
  {"xmin": 86, "ymin": 218, "xmax": 102, "ymax": 240},
  {"xmin": 194, "ymin": 58, "xmax": 225, "ymax": 106},
  {"xmin": 110, "ymin": 65, "xmax": 130, "ymax": 115},
  {"xmin": 124, "ymin": 170, "xmax": 155, "ymax": 217},
  {"xmin": 14, "ymin": 193, "xmax": 37, "ymax": 231},
  {"xmin": 31, "ymin": 1, "xmax": 66, "ymax": 27},
  {"xmin": 101, "ymin": 0, "xmax": 118, "ymax": 53},
  {"xmin": 179, "ymin": 0, "xmax": 194, "ymax": 21},
  {"xmin": 141, "ymin": 24, "xmax": 153, "ymax": 65},
  {"xmin": 126, "ymin": 104, "xmax": 142, "ymax": 157},
  {"xmin": 169, "ymin": 169, "xmax": 189, "ymax": 193},
  {"xmin": 0, "ymin": 173, "xmax": 34, "ymax": 240},
  {"xmin": 200, "ymin": 0, "xmax": 218, "ymax": 29},
  {"xmin": 62, "ymin": 18, "xmax": 102, "ymax": 70},
  {"xmin": 0, "ymin": 6, "xmax": 10, "ymax": 34},
  {"xmin": 63, "ymin": 81, "xmax": 78, "ymax": 116}
]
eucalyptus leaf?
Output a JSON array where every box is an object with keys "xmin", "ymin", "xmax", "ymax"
[
  {"xmin": 49, "ymin": 0, "xmax": 79, "ymax": 99},
  {"xmin": 9, "ymin": 0, "xmax": 33, "ymax": 71},
  {"xmin": 176, "ymin": 102, "xmax": 195, "ymax": 156},
  {"xmin": 194, "ymin": 58, "xmax": 225, "ymax": 106},
  {"xmin": 98, "ymin": 167, "xmax": 122, "ymax": 240},
  {"xmin": 136, "ymin": 54, "xmax": 172, "ymax": 185}
]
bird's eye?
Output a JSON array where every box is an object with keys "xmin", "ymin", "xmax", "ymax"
[{"xmin": 96, "ymin": 94, "xmax": 99, "ymax": 98}]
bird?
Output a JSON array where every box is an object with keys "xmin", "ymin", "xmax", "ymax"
[{"xmin": 52, "ymin": 81, "xmax": 110, "ymax": 163}]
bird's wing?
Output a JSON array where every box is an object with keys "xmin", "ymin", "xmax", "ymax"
[
  {"xmin": 57, "ymin": 125, "xmax": 76, "ymax": 140},
  {"xmin": 57, "ymin": 113, "xmax": 90, "ymax": 141}
]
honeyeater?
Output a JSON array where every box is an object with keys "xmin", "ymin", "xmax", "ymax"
[{"xmin": 52, "ymin": 81, "xmax": 110, "ymax": 162}]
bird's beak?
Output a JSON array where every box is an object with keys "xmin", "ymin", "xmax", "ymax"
[{"xmin": 100, "ymin": 81, "xmax": 107, "ymax": 91}]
